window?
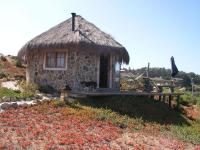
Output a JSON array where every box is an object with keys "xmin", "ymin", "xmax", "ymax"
[
  {"xmin": 56, "ymin": 53, "xmax": 65, "ymax": 68},
  {"xmin": 46, "ymin": 53, "xmax": 56, "ymax": 68},
  {"xmin": 45, "ymin": 52, "xmax": 66, "ymax": 69},
  {"xmin": 115, "ymin": 62, "xmax": 120, "ymax": 82}
]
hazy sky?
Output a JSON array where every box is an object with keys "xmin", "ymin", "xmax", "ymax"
[{"xmin": 0, "ymin": 0, "xmax": 199, "ymax": 74}]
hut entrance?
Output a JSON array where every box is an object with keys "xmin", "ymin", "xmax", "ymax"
[{"xmin": 99, "ymin": 55, "xmax": 110, "ymax": 88}]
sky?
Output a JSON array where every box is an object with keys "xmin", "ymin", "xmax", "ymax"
[{"xmin": 0, "ymin": 0, "xmax": 200, "ymax": 74}]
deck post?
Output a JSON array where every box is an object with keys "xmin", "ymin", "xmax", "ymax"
[
  {"xmin": 60, "ymin": 85, "xmax": 72, "ymax": 102},
  {"xmin": 169, "ymin": 95, "xmax": 172, "ymax": 108},
  {"xmin": 176, "ymin": 95, "xmax": 180, "ymax": 110},
  {"xmin": 159, "ymin": 95, "xmax": 162, "ymax": 101},
  {"xmin": 162, "ymin": 95, "xmax": 166, "ymax": 102}
]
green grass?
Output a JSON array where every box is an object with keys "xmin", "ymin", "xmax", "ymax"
[
  {"xmin": 75, "ymin": 95, "xmax": 200, "ymax": 144},
  {"xmin": 0, "ymin": 87, "xmax": 33, "ymax": 100},
  {"xmin": 171, "ymin": 120, "xmax": 200, "ymax": 144},
  {"xmin": 92, "ymin": 108, "xmax": 144, "ymax": 129},
  {"xmin": 171, "ymin": 93, "xmax": 200, "ymax": 144}
]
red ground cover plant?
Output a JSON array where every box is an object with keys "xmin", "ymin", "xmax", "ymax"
[
  {"xmin": 0, "ymin": 101, "xmax": 199, "ymax": 149},
  {"xmin": 0, "ymin": 102, "xmax": 122, "ymax": 149}
]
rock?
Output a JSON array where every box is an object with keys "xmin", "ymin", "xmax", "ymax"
[
  {"xmin": 10, "ymin": 78, "xmax": 15, "ymax": 81},
  {"xmin": 29, "ymin": 97, "xmax": 34, "ymax": 100},
  {"xmin": 46, "ymin": 94, "xmax": 52, "ymax": 97},
  {"xmin": 11, "ymin": 103, "xmax": 18, "ymax": 109},
  {"xmin": 14, "ymin": 75, "xmax": 25, "ymax": 80},
  {"xmin": 53, "ymin": 97, "xmax": 59, "ymax": 100},
  {"xmin": 42, "ymin": 96, "xmax": 50, "ymax": 100},
  {"xmin": 2, "ymin": 78, "xmax": 7, "ymax": 82},
  {"xmin": 35, "ymin": 90, "xmax": 40, "ymax": 94},
  {"xmin": 34, "ymin": 95, "xmax": 42, "ymax": 99},
  {"xmin": 21, "ymin": 103, "xmax": 29, "ymax": 108},
  {"xmin": 33, "ymin": 100, "xmax": 38, "ymax": 104},
  {"xmin": 1, "ymin": 103, "xmax": 10, "ymax": 110},
  {"xmin": 192, "ymin": 105, "xmax": 198, "ymax": 109},
  {"xmin": 2, "ymin": 96, "xmax": 11, "ymax": 102},
  {"xmin": 36, "ymin": 93, "xmax": 47, "ymax": 99},
  {"xmin": 10, "ymin": 97, "xmax": 17, "ymax": 102},
  {"xmin": 52, "ymin": 93, "xmax": 59, "ymax": 97},
  {"xmin": 1, "ymin": 81, "xmax": 20, "ymax": 90},
  {"xmin": 25, "ymin": 97, "xmax": 31, "ymax": 101},
  {"xmin": 66, "ymin": 97, "xmax": 78, "ymax": 103}
]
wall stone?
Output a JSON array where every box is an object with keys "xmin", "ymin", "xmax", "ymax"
[{"xmin": 26, "ymin": 48, "xmax": 120, "ymax": 91}]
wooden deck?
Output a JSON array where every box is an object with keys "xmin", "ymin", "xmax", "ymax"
[{"xmin": 71, "ymin": 91, "xmax": 182, "ymax": 97}]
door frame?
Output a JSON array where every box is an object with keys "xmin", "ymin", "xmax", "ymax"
[{"xmin": 97, "ymin": 54, "xmax": 112, "ymax": 88}]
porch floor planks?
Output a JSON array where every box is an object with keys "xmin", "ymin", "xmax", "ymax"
[{"xmin": 70, "ymin": 91, "xmax": 183, "ymax": 97}]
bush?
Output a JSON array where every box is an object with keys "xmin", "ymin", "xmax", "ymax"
[
  {"xmin": 51, "ymin": 100, "xmax": 66, "ymax": 107},
  {"xmin": 0, "ymin": 56, "xmax": 6, "ymax": 61},
  {"xmin": 39, "ymin": 84, "xmax": 57, "ymax": 94},
  {"xmin": 15, "ymin": 59, "xmax": 22, "ymax": 67},
  {"xmin": 13, "ymin": 75, "xmax": 25, "ymax": 80},
  {"xmin": 180, "ymin": 92, "xmax": 198, "ymax": 106},
  {"xmin": 0, "ymin": 71, "xmax": 7, "ymax": 79},
  {"xmin": 19, "ymin": 80, "xmax": 38, "ymax": 96},
  {"xmin": 0, "ymin": 87, "xmax": 31, "ymax": 100}
]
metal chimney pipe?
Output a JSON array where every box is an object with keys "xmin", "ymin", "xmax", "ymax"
[{"xmin": 71, "ymin": 13, "xmax": 76, "ymax": 31}]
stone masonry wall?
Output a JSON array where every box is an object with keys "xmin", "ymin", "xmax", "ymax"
[{"xmin": 26, "ymin": 49, "xmax": 120, "ymax": 91}]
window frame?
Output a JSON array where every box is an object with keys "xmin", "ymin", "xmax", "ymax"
[{"xmin": 43, "ymin": 51, "xmax": 67, "ymax": 70}]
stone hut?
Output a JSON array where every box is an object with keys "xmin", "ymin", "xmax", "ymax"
[{"xmin": 18, "ymin": 13, "xmax": 129, "ymax": 91}]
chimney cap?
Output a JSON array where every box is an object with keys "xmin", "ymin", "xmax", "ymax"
[{"xmin": 71, "ymin": 12, "xmax": 76, "ymax": 16}]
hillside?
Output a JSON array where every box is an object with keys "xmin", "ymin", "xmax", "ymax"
[
  {"xmin": 0, "ymin": 54, "xmax": 25, "ymax": 80},
  {"xmin": 122, "ymin": 67, "xmax": 200, "ymax": 87}
]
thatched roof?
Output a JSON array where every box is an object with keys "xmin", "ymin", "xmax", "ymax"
[{"xmin": 18, "ymin": 14, "xmax": 129, "ymax": 64}]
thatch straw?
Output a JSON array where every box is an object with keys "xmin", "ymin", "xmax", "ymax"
[{"xmin": 18, "ymin": 15, "xmax": 129, "ymax": 64}]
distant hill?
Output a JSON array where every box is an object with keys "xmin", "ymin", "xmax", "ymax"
[
  {"xmin": 121, "ymin": 67, "xmax": 200, "ymax": 87},
  {"xmin": 0, "ymin": 55, "xmax": 25, "ymax": 79}
]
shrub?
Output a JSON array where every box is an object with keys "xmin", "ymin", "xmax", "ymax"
[
  {"xmin": 0, "ymin": 56, "xmax": 6, "ymax": 61},
  {"xmin": 15, "ymin": 59, "xmax": 22, "ymax": 67},
  {"xmin": 0, "ymin": 71, "xmax": 7, "ymax": 79},
  {"xmin": 180, "ymin": 92, "xmax": 198, "ymax": 106},
  {"xmin": 0, "ymin": 63, "xmax": 3, "ymax": 69},
  {"xmin": 51, "ymin": 100, "xmax": 66, "ymax": 107},
  {"xmin": 14, "ymin": 75, "xmax": 25, "ymax": 80},
  {"xmin": 0, "ymin": 87, "xmax": 30, "ymax": 99},
  {"xmin": 19, "ymin": 80, "xmax": 38, "ymax": 96},
  {"xmin": 0, "ymin": 62, "xmax": 7, "ymax": 78},
  {"xmin": 39, "ymin": 84, "xmax": 57, "ymax": 94}
]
